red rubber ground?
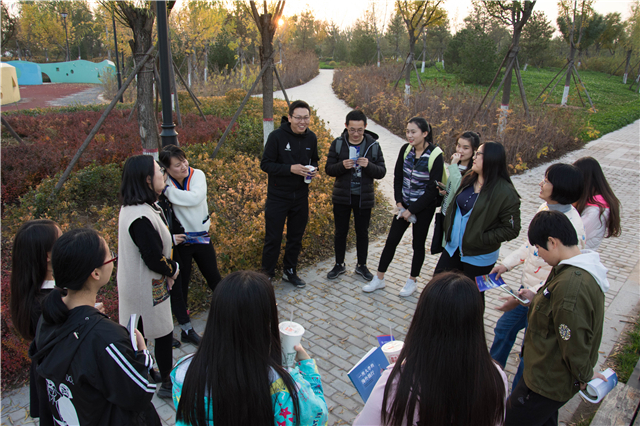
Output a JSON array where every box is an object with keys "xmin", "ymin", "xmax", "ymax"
[{"xmin": 2, "ymin": 83, "xmax": 100, "ymax": 111}]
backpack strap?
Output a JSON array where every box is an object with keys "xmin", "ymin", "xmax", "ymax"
[
  {"xmin": 403, "ymin": 144, "xmax": 412, "ymax": 160},
  {"xmin": 428, "ymin": 146, "xmax": 447, "ymax": 185},
  {"xmin": 335, "ymin": 137, "xmax": 344, "ymax": 156}
]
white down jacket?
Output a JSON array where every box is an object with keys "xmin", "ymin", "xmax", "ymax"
[{"xmin": 501, "ymin": 202, "xmax": 587, "ymax": 292}]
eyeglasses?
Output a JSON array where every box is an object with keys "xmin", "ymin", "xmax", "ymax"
[
  {"xmin": 160, "ymin": 167, "xmax": 166, "ymax": 176},
  {"xmin": 291, "ymin": 115, "xmax": 311, "ymax": 122},
  {"xmin": 474, "ymin": 152, "xmax": 484, "ymax": 158},
  {"xmin": 540, "ymin": 178, "xmax": 551, "ymax": 186},
  {"xmin": 348, "ymin": 128, "xmax": 365, "ymax": 134},
  {"xmin": 102, "ymin": 251, "xmax": 118, "ymax": 266}
]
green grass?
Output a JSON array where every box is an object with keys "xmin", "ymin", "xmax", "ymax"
[
  {"xmin": 611, "ymin": 317, "xmax": 640, "ymax": 383},
  {"xmin": 401, "ymin": 64, "xmax": 640, "ymax": 141}
]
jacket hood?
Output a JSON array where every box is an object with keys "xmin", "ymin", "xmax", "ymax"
[
  {"xmin": 279, "ymin": 115, "xmax": 311, "ymax": 138},
  {"xmin": 30, "ymin": 305, "xmax": 105, "ymax": 382},
  {"xmin": 340, "ymin": 128, "xmax": 380, "ymax": 142},
  {"xmin": 559, "ymin": 250, "xmax": 609, "ymax": 293}
]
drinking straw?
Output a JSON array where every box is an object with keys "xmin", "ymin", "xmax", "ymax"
[
  {"xmin": 290, "ymin": 306, "xmax": 294, "ymax": 323},
  {"xmin": 389, "ymin": 326, "xmax": 393, "ymax": 340}
]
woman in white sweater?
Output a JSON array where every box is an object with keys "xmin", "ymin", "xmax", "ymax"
[
  {"xmin": 159, "ymin": 145, "xmax": 221, "ymax": 347},
  {"xmin": 573, "ymin": 157, "xmax": 621, "ymax": 250}
]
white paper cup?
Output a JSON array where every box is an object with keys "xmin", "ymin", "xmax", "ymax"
[
  {"xmin": 381, "ymin": 340, "xmax": 404, "ymax": 364},
  {"xmin": 279, "ymin": 321, "xmax": 305, "ymax": 367},
  {"xmin": 304, "ymin": 165, "xmax": 315, "ymax": 184}
]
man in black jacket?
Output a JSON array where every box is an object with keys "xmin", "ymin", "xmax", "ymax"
[
  {"xmin": 325, "ymin": 110, "xmax": 386, "ymax": 281},
  {"xmin": 260, "ymin": 100, "xmax": 319, "ymax": 288}
]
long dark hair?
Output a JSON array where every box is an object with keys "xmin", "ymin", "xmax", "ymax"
[
  {"xmin": 573, "ymin": 157, "xmax": 621, "ymax": 238},
  {"xmin": 119, "ymin": 155, "xmax": 158, "ymax": 206},
  {"xmin": 9, "ymin": 220, "xmax": 59, "ymax": 340},
  {"xmin": 43, "ymin": 228, "xmax": 107, "ymax": 325},
  {"xmin": 176, "ymin": 271, "xmax": 300, "ymax": 426},
  {"xmin": 381, "ymin": 272, "xmax": 505, "ymax": 426},
  {"xmin": 461, "ymin": 141, "xmax": 516, "ymax": 195}
]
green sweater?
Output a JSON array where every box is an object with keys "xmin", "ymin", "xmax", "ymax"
[{"xmin": 522, "ymin": 264, "xmax": 605, "ymax": 402}]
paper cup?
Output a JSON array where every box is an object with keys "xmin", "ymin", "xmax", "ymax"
[
  {"xmin": 304, "ymin": 165, "xmax": 315, "ymax": 184},
  {"xmin": 279, "ymin": 321, "xmax": 305, "ymax": 367},
  {"xmin": 381, "ymin": 340, "xmax": 404, "ymax": 364}
]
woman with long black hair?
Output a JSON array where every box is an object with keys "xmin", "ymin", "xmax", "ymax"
[
  {"xmin": 354, "ymin": 272, "xmax": 508, "ymax": 426},
  {"xmin": 573, "ymin": 156, "xmax": 621, "ymax": 250},
  {"xmin": 10, "ymin": 219, "xmax": 60, "ymax": 423},
  {"xmin": 364, "ymin": 117, "xmax": 444, "ymax": 297},
  {"xmin": 434, "ymin": 142, "xmax": 521, "ymax": 287},
  {"xmin": 171, "ymin": 270, "xmax": 328, "ymax": 426},
  {"xmin": 118, "ymin": 155, "xmax": 180, "ymax": 398}
]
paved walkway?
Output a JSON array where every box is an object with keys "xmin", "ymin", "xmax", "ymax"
[{"xmin": 2, "ymin": 70, "xmax": 639, "ymax": 426}]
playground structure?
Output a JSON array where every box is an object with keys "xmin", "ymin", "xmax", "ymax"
[
  {"xmin": 0, "ymin": 63, "xmax": 21, "ymax": 105},
  {"xmin": 5, "ymin": 60, "xmax": 115, "ymax": 85}
]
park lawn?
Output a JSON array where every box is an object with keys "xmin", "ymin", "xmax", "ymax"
[{"xmin": 401, "ymin": 64, "xmax": 640, "ymax": 140}]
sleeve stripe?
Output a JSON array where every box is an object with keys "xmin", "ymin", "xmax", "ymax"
[{"xmin": 106, "ymin": 344, "xmax": 157, "ymax": 393}]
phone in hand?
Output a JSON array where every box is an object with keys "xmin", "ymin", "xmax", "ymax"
[{"xmin": 436, "ymin": 181, "xmax": 446, "ymax": 190}]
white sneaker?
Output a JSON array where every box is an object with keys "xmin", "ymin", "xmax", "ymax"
[
  {"xmin": 363, "ymin": 276, "xmax": 385, "ymax": 293},
  {"xmin": 399, "ymin": 279, "xmax": 417, "ymax": 297}
]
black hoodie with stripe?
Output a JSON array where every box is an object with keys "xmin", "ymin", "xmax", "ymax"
[{"xmin": 30, "ymin": 291, "xmax": 158, "ymax": 426}]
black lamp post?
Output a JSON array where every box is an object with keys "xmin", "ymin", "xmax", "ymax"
[
  {"xmin": 155, "ymin": 1, "xmax": 178, "ymax": 147},
  {"xmin": 112, "ymin": 13, "xmax": 123, "ymax": 102},
  {"xmin": 60, "ymin": 12, "xmax": 70, "ymax": 62}
]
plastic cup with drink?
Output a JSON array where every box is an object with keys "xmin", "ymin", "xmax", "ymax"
[
  {"xmin": 279, "ymin": 321, "xmax": 305, "ymax": 367},
  {"xmin": 304, "ymin": 165, "xmax": 315, "ymax": 184},
  {"xmin": 381, "ymin": 340, "xmax": 404, "ymax": 364}
]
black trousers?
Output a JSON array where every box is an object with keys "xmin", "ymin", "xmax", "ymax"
[
  {"xmin": 333, "ymin": 195, "xmax": 372, "ymax": 265},
  {"xmin": 505, "ymin": 379, "xmax": 568, "ymax": 426},
  {"xmin": 169, "ymin": 250, "xmax": 189, "ymax": 325},
  {"xmin": 378, "ymin": 205, "xmax": 436, "ymax": 278},
  {"xmin": 434, "ymin": 248, "xmax": 494, "ymax": 305},
  {"xmin": 138, "ymin": 321, "xmax": 173, "ymax": 379},
  {"xmin": 174, "ymin": 240, "xmax": 221, "ymax": 306},
  {"xmin": 262, "ymin": 194, "xmax": 309, "ymax": 276}
]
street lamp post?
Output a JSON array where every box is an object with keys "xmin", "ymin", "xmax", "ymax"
[
  {"xmin": 60, "ymin": 12, "xmax": 70, "ymax": 62},
  {"xmin": 156, "ymin": 1, "xmax": 178, "ymax": 147}
]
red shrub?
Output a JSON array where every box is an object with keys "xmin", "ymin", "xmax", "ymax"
[{"xmin": 1, "ymin": 111, "xmax": 233, "ymax": 205}]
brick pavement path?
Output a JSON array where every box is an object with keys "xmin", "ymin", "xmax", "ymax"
[{"xmin": 2, "ymin": 71, "xmax": 638, "ymax": 426}]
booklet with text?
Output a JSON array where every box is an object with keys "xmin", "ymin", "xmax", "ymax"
[
  {"xmin": 579, "ymin": 368, "xmax": 618, "ymax": 403},
  {"xmin": 126, "ymin": 314, "xmax": 141, "ymax": 351},
  {"xmin": 348, "ymin": 346, "xmax": 389, "ymax": 402}
]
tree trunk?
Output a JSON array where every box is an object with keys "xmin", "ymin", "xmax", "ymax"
[
  {"xmin": 204, "ymin": 44, "xmax": 209, "ymax": 82},
  {"xmin": 623, "ymin": 49, "xmax": 632, "ymax": 84},
  {"xmin": 124, "ymin": 9, "xmax": 160, "ymax": 157},
  {"xmin": 405, "ymin": 34, "xmax": 416, "ymax": 101},
  {"xmin": 421, "ymin": 30, "xmax": 427, "ymax": 73},
  {"xmin": 187, "ymin": 53, "xmax": 192, "ymax": 87},
  {"xmin": 261, "ymin": 12, "xmax": 274, "ymax": 145},
  {"xmin": 562, "ymin": 44, "xmax": 575, "ymax": 106}
]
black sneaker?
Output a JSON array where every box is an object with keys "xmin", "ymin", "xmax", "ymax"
[
  {"xmin": 157, "ymin": 377, "xmax": 172, "ymax": 399},
  {"xmin": 181, "ymin": 329, "xmax": 201, "ymax": 346},
  {"xmin": 327, "ymin": 263, "xmax": 346, "ymax": 280},
  {"xmin": 283, "ymin": 268, "xmax": 306, "ymax": 288},
  {"xmin": 355, "ymin": 264, "xmax": 374, "ymax": 281},
  {"xmin": 172, "ymin": 337, "xmax": 182, "ymax": 349}
]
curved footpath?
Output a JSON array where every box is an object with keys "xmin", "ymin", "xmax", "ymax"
[{"xmin": 2, "ymin": 70, "xmax": 638, "ymax": 426}]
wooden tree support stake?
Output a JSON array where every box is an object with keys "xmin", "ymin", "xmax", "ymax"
[
  {"xmin": 50, "ymin": 45, "xmax": 155, "ymax": 200},
  {"xmin": 273, "ymin": 65, "xmax": 290, "ymax": 108},
  {"xmin": 172, "ymin": 59, "xmax": 206, "ymax": 121},
  {"xmin": 211, "ymin": 52, "xmax": 276, "ymax": 160},
  {"xmin": 1, "ymin": 116, "xmax": 25, "ymax": 145}
]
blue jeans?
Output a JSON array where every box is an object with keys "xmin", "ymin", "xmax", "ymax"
[{"xmin": 490, "ymin": 303, "xmax": 529, "ymax": 368}]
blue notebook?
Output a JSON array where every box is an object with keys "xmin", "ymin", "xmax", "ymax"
[{"xmin": 348, "ymin": 347, "xmax": 389, "ymax": 402}]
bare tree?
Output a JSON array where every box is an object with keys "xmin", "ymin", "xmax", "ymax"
[
  {"xmin": 108, "ymin": 0, "xmax": 167, "ymax": 156},
  {"xmin": 396, "ymin": 0, "xmax": 445, "ymax": 98},
  {"xmin": 480, "ymin": 0, "xmax": 536, "ymax": 132}
]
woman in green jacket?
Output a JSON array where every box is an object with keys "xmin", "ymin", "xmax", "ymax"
[{"xmin": 434, "ymin": 142, "xmax": 521, "ymax": 290}]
